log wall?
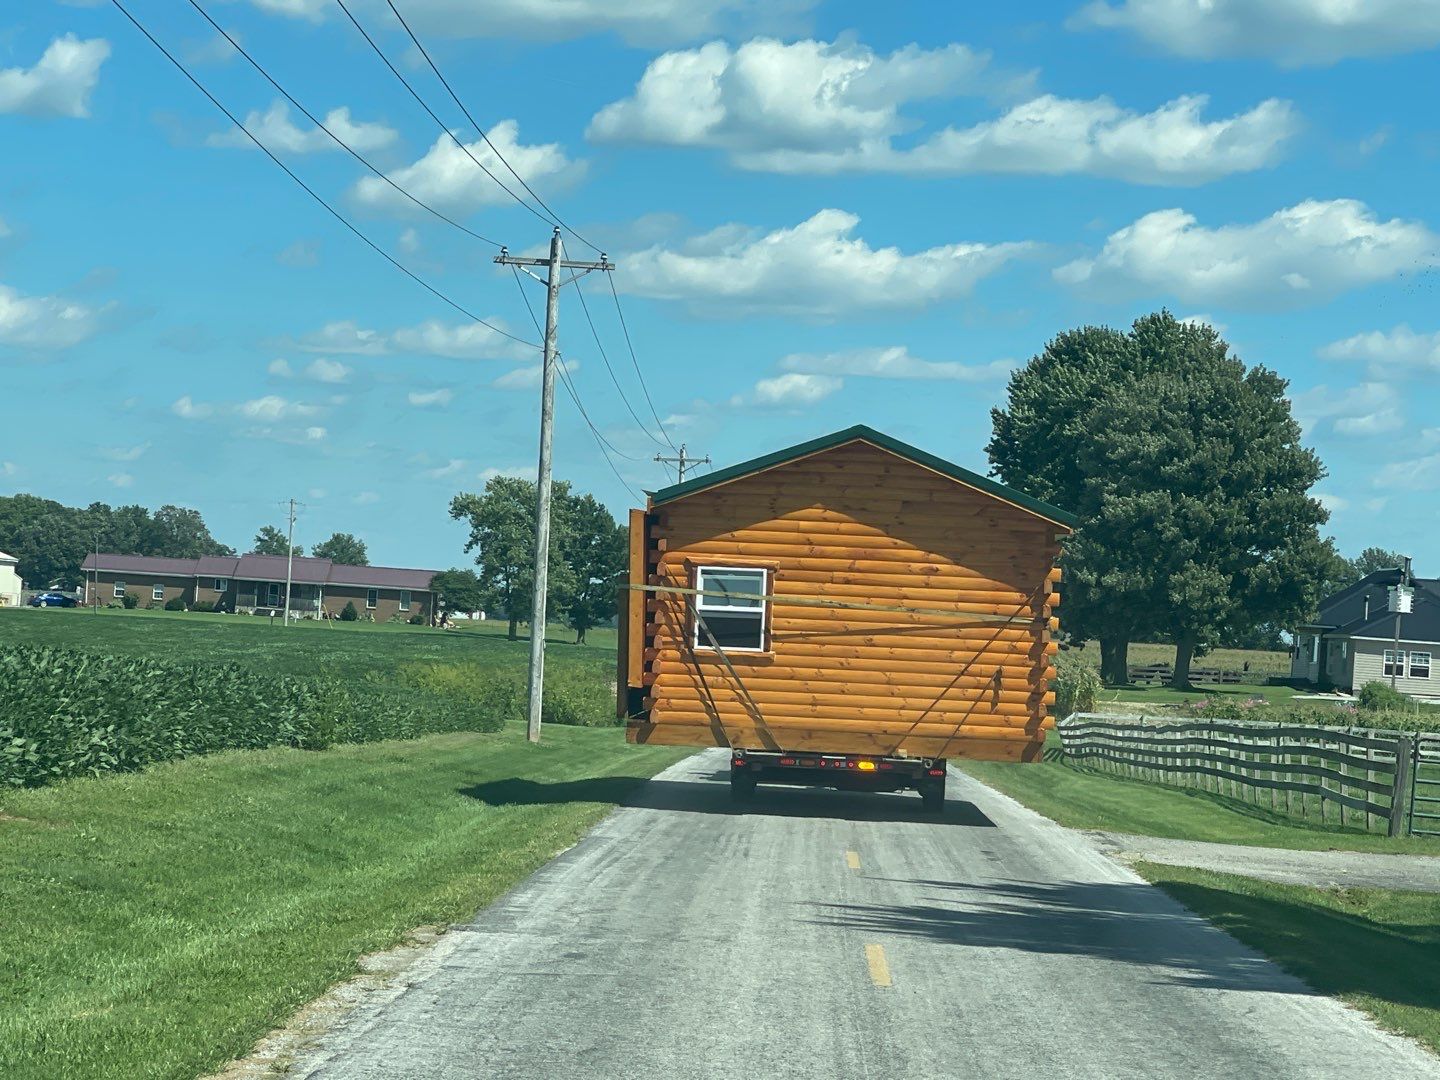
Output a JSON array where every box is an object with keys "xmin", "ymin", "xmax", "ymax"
[{"xmin": 623, "ymin": 440, "xmax": 1068, "ymax": 762}]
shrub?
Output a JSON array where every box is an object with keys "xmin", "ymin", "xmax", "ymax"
[
  {"xmin": 542, "ymin": 663, "xmax": 618, "ymax": 727},
  {"xmin": 163, "ymin": 597, "xmax": 186, "ymax": 612},
  {"xmin": 1357, "ymin": 681, "xmax": 1410, "ymax": 713},
  {"xmin": 408, "ymin": 614, "xmax": 425, "ymax": 625},
  {"xmin": 1053, "ymin": 651, "xmax": 1102, "ymax": 718},
  {"xmin": 120, "ymin": 593, "xmax": 138, "ymax": 609},
  {"xmin": 338, "ymin": 601, "xmax": 359, "ymax": 622},
  {"xmin": 190, "ymin": 600, "xmax": 215, "ymax": 613}
]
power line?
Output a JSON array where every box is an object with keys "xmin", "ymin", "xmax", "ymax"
[
  {"xmin": 605, "ymin": 270, "xmax": 678, "ymax": 453},
  {"xmin": 186, "ymin": 0, "xmax": 501, "ymax": 248},
  {"xmin": 333, "ymin": 0, "xmax": 555, "ymax": 232},
  {"xmin": 380, "ymin": 0, "xmax": 602, "ymax": 256},
  {"xmin": 111, "ymin": 0, "xmax": 536, "ymax": 350}
]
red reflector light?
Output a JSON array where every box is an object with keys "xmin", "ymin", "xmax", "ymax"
[
  {"xmin": 846, "ymin": 760, "xmax": 857, "ymax": 768},
  {"xmin": 732, "ymin": 758, "xmax": 746, "ymax": 767},
  {"xmin": 928, "ymin": 768, "xmax": 945, "ymax": 777},
  {"xmin": 878, "ymin": 762, "xmax": 894, "ymax": 770},
  {"xmin": 779, "ymin": 757, "xmax": 796, "ymax": 766}
]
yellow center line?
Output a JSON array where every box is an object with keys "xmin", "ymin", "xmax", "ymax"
[
  {"xmin": 864, "ymin": 944, "xmax": 892, "ymax": 988},
  {"xmin": 845, "ymin": 850, "xmax": 861, "ymax": 870}
]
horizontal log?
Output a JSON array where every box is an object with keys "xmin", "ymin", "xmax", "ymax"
[
  {"xmin": 650, "ymin": 700, "xmax": 1040, "ymax": 723},
  {"xmin": 642, "ymin": 579, "xmax": 1055, "ymax": 615},
  {"xmin": 646, "ymin": 686, "xmax": 1053, "ymax": 714},
  {"xmin": 649, "ymin": 656, "xmax": 1055, "ymax": 683},
  {"xmin": 639, "ymin": 714, "xmax": 1048, "ymax": 740},
  {"xmin": 646, "ymin": 597, "xmax": 1041, "ymax": 629},
  {"xmin": 650, "ymin": 666, "xmax": 1053, "ymax": 692},
  {"xmin": 655, "ymin": 523, "xmax": 1054, "ymax": 553},
  {"xmin": 656, "ymin": 565, "xmax": 1051, "ymax": 596},
  {"xmin": 655, "ymin": 508, "xmax": 1053, "ymax": 537},
  {"xmin": 645, "ymin": 640, "xmax": 1056, "ymax": 667},
  {"xmin": 655, "ymin": 538, "xmax": 1052, "ymax": 570}
]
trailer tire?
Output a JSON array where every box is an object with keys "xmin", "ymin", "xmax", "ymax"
[
  {"xmin": 730, "ymin": 772, "xmax": 756, "ymax": 802},
  {"xmin": 919, "ymin": 781, "xmax": 945, "ymax": 814}
]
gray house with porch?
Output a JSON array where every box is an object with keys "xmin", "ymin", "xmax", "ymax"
[{"xmin": 1292, "ymin": 567, "xmax": 1439, "ymax": 700}]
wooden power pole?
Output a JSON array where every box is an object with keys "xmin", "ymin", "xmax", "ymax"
[
  {"xmin": 495, "ymin": 228, "xmax": 614, "ymax": 743},
  {"xmin": 655, "ymin": 443, "xmax": 710, "ymax": 484}
]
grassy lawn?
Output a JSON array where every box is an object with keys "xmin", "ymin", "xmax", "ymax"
[
  {"xmin": 956, "ymin": 752, "xmax": 1440, "ymax": 855},
  {"xmin": 1138, "ymin": 863, "xmax": 1440, "ymax": 1055},
  {"xmin": 0, "ymin": 606, "xmax": 613, "ymax": 680},
  {"xmin": 1098, "ymin": 681, "xmax": 1308, "ymax": 708},
  {"xmin": 1065, "ymin": 640, "xmax": 1292, "ymax": 677},
  {"xmin": 0, "ymin": 727, "xmax": 690, "ymax": 1080}
]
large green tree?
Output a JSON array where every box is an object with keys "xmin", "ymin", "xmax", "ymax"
[
  {"xmin": 990, "ymin": 312, "xmax": 1335, "ymax": 687},
  {"xmin": 1349, "ymin": 546, "xmax": 1406, "ymax": 579},
  {"xmin": 449, "ymin": 476, "xmax": 577, "ymax": 640},
  {"xmin": 311, "ymin": 532, "xmax": 368, "ymax": 566},
  {"xmin": 431, "ymin": 568, "xmax": 486, "ymax": 618},
  {"xmin": 561, "ymin": 493, "xmax": 626, "ymax": 644},
  {"xmin": 148, "ymin": 505, "xmax": 234, "ymax": 559},
  {"xmin": 251, "ymin": 525, "xmax": 302, "ymax": 557}
]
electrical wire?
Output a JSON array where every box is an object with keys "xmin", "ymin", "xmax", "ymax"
[
  {"xmin": 111, "ymin": 0, "xmax": 537, "ymax": 350},
  {"xmin": 333, "ymin": 0, "xmax": 556, "ymax": 232},
  {"xmin": 605, "ymin": 270, "xmax": 679, "ymax": 453},
  {"xmin": 186, "ymin": 0, "xmax": 501, "ymax": 248},
  {"xmin": 382, "ymin": 0, "xmax": 603, "ymax": 255}
]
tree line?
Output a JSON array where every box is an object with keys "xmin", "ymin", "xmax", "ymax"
[{"xmin": 989, "ymin": 311, "xmax": 1397, "ymax": 688}]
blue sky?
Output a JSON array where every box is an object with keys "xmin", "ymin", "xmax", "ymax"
[{"xmin": 3, "ymin": 0, "xmax": 1438, "ymax": 571}]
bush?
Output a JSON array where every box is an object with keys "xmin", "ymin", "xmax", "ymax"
[
  {"xmin": 542, "ymin": 663, "xmax": 618, "ymax": 727},
  {"xmin": 1053, "ymin": 651, "xmax": 1102, "ymax": 718},
  {"xmin": 1357, "ymin": 681, "xmax": 1411, "ymax": 713},
  {"xmin": 0, "ymin": 645, "xmax": 508, "ymax": 788},
  {"xmin": 120, "ymin": 593, "xmax": 138, "ymax": 609},
  {"xmin": 163, "ymin": 597, "xmax": 186, "ymax": 611},
  {"xmin": 408, "ymin": 614, "xmax": 425, "ymax": 625},
  {"xmin": 338, "ymin": 601, "xmax": 358, "ymax": 622},
  {"xmin": 190, "ymin": 600, "xmax": 215, "ymax": 613}
]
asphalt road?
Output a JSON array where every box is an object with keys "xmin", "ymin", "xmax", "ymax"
[{"xmin": 293, "ymin": 750, "xmax": 1437, "ymax": 1079}]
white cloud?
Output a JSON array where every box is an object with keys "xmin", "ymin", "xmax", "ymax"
[
  {"xmin": 623, "ymin": 209, "xmax": 1030, "ymax": 317},
  {"xmin": 1315, "ymin": 492, "xmax": 1348, "ymax": 514},
  {"xmin": 1179, "ymin": 313, "xmax": 1228, "ymax": 335},
  {"xmin": 425, "ymin": 458, "xmax": 467, "ymax": 479},
  {"xmin": 107, "ymin": 472, "xmax": 133, "ymax": 489},
  {"xmin": 293, "ymin": 317, "xmax": 530, "ymax": 361},
  {"xmin": 1055, "ymin": 199, "xmax": 1440, "ymax": 308},
  {"xmin": 277, "ymin": 240, "xmax": 319, "ymax": 267},
  {"xmin": 1071, "ymin": 0, "xmax": 1440, "ymax": 66},
  {"xmin": 1319, "ymin": 325, "xmax": 1440, "ymax": 374},
  {"xmin": 0, "ymin": 35, "xmax": 109, "ymax": 118},
  {"xmin": 102, "ymin": 443, "xmax": 149, "ymax": 462},
  {"xmin": 268, "ymin": 358, "xmax": 293, "ymax": 377},
  {"xmin": 0, "ymin": 216, "xmax": 11, "ymax": 239},
  {"xmin": 1333, "ymin": 409, "xmax": 1403, "ymax": 437},
  {"xmin": 236, "ymin": 395, "xmax": 322, "ymax": 421},
  {"xmin": 308, "ymin": 487, "xmax": 327, "ymax": 499},
  {"xmin": 305, "ymin": 358, "xmax": 350, "ymax": 383},
  {"xmin": 408, "ymin": 388, "xmax": 454, "ymax": 407},
  {"xmin": 780, "ymin": 345, "xmax": 1013, "ymax": 382},
  {"xmin": 353, "ymin": 490, "xmax": 380, "ymax": 505},
  {"xmin": 207, "ymin": 100, "xmax": 396, "ymax": 153},
  {"xmin": 0, "ymin": 283, "xmax": 107, "ymax": 350},
  {"xmin": 398, "ymin": 228, "xmax": 421, "ymax": 255},
  {"xmin": 1, "ymin": 461, "xmax": 16, "ymax": 477},
  {"xmin": 352, "ymin": 121, "xmax": 584, "ymax": 216},
  {"xmin": 171, "ymin": 395, "xmax": 213, "ymax": 420},
  {"xmin": 248, "ymin": 0, "xmax": 818, "ymax": 46},
  {"xmin": 745, "ymin": 372, "xmax": 842, "ymax": 408},
  {"xmin": 295, "ymin": 320, "xmax": 388, "ymax": 355},
  {"xmin": 1376, "ymin": 453, "xmax": 1440, "ymax": 491},
  {"xmin": 1290, "ymin": 381, "xmax": 1398, "ymax": 436},
  {"xmin": 592, "ymin": 42, "xmax": 1292, "ymax": 182},
  {"xmin": 479, "ymin": 465, "xmax": 532, "ymax": 482},
  {"xmin": 304, "ymin": 426, "xmax": 326, "ymax": 441},
  {"xmin": 492, "ymin": 358, "xmax": 576, "ymax": 390}
]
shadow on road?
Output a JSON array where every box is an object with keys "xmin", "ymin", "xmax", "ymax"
[{"xmin": 459, "ymin": 775, "xmax": 997, "ymax": 826}]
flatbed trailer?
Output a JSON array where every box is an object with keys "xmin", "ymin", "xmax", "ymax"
[{"xmin": 729, "ymin": 749, "xmax": 948, "ymax": 811}]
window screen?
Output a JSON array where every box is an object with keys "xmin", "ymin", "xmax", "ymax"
[
  {"xmin": 1411, "ymin": 653, "xmax": 1431, "ymax": 679},
  {"xmin": 1384, "ymin": 650, "xmax": 1406, "ymax": 677},
  {"xmin": 694, "ymin": 566, "xmax": 767, "ymax": 651}
]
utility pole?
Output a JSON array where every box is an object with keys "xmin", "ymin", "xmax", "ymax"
[
  {"xmin": 283, "ymin": 498, "xmax": 297, "ymax": 628},
  {"xmin": 655, "ymin": 443, "xmax": 710, "ymax": 484},
  {"xmin": 93, "ymin": 534, "xmax": 99, "ymax": 614},
  {"xmin": 495, "ymin": 227, "xmax": 615, "ymax": 744}
]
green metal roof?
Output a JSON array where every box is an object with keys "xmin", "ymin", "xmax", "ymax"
[{"xmin": 647, "ymin": 424, "xmax": 1078, "ymax": 528}]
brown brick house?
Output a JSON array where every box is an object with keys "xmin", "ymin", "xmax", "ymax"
[{"xmin": 81, "ymin": 553, "xmax": 437, "ymax": 622}]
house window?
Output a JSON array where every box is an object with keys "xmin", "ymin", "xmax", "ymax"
[
  {"xmin": 113, "ymin": 580, "xmax": 125, "ymax": 598},
  {"xmin": 1310, "ymin": 636, "xmax": 1320, "ymax": 664},
  {"xmin": 1341, "ymin": 641, "xmax": 1348, "ymax": 660},
  {"xmin": 267, "ymin": 583, "xmax": 280, "ymax": 606},
  {"xmin": 366, "ymin": 588, "xmax": 378, "ymax": 609},
  {"xmin": 152, "ymin": 584, "xmax": 165, "ymax": 601},
  {"xmin": 1411, "ymin": 652, "xmax": 1432, "ymax": 679},
  {"xmin": 213, "ymin": 578, "xmax": 229, "ymax": 591},
  {"xmin": 693, "ymin": 566, "xmax": 768, "ymax": 652},
  {"xmin": 1384, "ymin": 650, "xmax": 1406, "ymax": 678},
  {"xmin": 399, "ymin": 589, "xmax": 411, "ymax": 611}
]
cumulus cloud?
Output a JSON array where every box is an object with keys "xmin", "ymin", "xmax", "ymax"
[
  {"xmin": 0, "ymin": 283, "xmax": 109, "ymax": 350},
  {"xmin": 747, "ymin": 372, "xmax": 842, "ymax": 407},
  {"xmin": 247, "ymin": 0, "xmax": 818, "ymax": 46},
  {"xmin": 779, "ymin": 346, "xmax": 1013, "ymax": 382},
  {"xmin": 1, "ymin": 461, "xmax": 17, "ymax": 477},
  {"xmin": 478, "ymin": 465, "xmax": 532, "ymax": 482},
  {"xmin": 407, "ymin": 388, "xmax": 454, "ymax": 407},
  {"xmin": 622, "ymin": 209, "xmax": 1030, "ymax": 317},
  {"xmin": 1376, "ymin": 452, "xmax": 1440, "ymax": 490},
  {"xmin": 108, "ymin": 472, "xmax": 134, "ymax": 489},
  {"xmin": 268, "ymin": 358, "xmax": 293, "ymax": 377},
  {"xmin": 0, "ymin": 35, "xmax": 109, "ymax": 118},
  {"xmin": 492, "ymin": 359, "xmax": 576, "ymax": 390},
  {"xmin": 293, "ymin": 317, "xmax": 530, "ymax": 361},
  {"xmin": 1070, "ymin": 0, "xmax": 1440, "ymax": 66},
  {"xmin": 1290, "ymin": 381, "xmax": 1400, "ymax": 437},
  {"xmin": 352, "ymin": 121, "xmax": 584, "ymax": 216},
  {"xmin": 1055, "ymin": 199, "xmax": 1440, "ymax": 308},
  {"xmin": 171, "ymin": 395, "xmax": 214, "ymax": 420},
  {"xmin": 207, "ymin": 100, "xmax": 396, "ymax": 153},
  {"xmin": 1319, "ymin": 325, "xmax": 1440, "ymax": 374},
  {"xmin": 237, "ymin": 395, "xmax": 323, "ymax": 421},
  {"xmin": 425, "ymin": 458, "xmax": 467, "ymax": 479},
  {"xmin": 101, "ymin": 443, "xmax": 149, "ymax": 462},
  {"xmin": 277, "ymin": 240, "xmax": 320, "ymax": 267},
  {"xmin": 591, "ymin": 40, "xmax": 1291, "ymax": 182},
  {"xmin": 353, "ymin": 491, "xmax": 380, "ymax": 505},
  {"xmin": 304, "ymin": 358, "xmax": 350, "ymax": 383}
]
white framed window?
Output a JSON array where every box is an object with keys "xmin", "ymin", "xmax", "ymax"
[
  {"xmin": 213, "ymin": 578, "xmax": 229, "ymax": 591},
  {"xmin": 152, "ymin": 584, "xmax": 165, "ymax": 601},
  {"xmin": 693, "ymin": 566, "xmax": 768, "ymax": 652},
  {"xmin": 1410, "ymin": 652, "xmax": 1431, "ymax": 679},
  {"xmin": 1310, "ymin": 636, "xmax": 1320, "ymax": 664},
  {"xmin": 366, "ymin": 588, "xmax": 378, "ymax": 609},
  {"xmin": 1384, "ymin": 650, "xmax": 1406, "ymax": 678},
  {"xmin": 399, "ymin": 589, "xmax": 411, "ymax": 611},
  {"xmin": 266, "ymin": 583, "xmax": 280, "ymax": 606},
  {"xmin": 113, "ymin": 580, "xmax": 125, "ymax": 598},
  {"xmin": 1341, "ymin": 641, "xmax": 1348, "ymax": 660}
]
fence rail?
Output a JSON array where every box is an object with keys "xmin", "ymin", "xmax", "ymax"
[
  {"xmin": 1412, "ymin": 733, "xmax": 1440, "ymax": 837},
  {"xmin": 1125, "ymin": 663, "xmax": 1247, "ymax": 685},
  {"xmin": 1058, "ymin": 713, "xmax": 1418, "ymax": 836}
]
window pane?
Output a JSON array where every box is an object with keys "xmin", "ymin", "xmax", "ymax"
[
  {"xmin": 1412, "ymin": 653, "xmax": 1431, "ymax": 678},
  {"xmin": 697, "ymin": 568, "xmax": 765, "ymax": 609},
  {"xmin": 696, "ymin": 611, "xmax": 764, "ymax": 650}
]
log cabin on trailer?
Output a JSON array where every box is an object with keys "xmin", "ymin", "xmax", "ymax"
[{"xmin": 619, "ymin": 426, "xmax": 1076, "ymax": 803}]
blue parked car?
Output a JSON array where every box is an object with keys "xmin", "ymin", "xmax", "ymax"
[{"xmin": 28, "ymin": 592, "xmax": 78, "ymax": 607}]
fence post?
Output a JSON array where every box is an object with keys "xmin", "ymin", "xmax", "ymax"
[{"xmin": 1389, "ymin": 734, "xmax": 1415, "ymax": 838}]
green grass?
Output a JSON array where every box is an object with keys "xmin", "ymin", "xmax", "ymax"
[
  {"xmin": 1137, "ymin": 863, "xmax": 1440, "ymax": 1055},
  {"xmin": 1099, "ymin": 681, "xmax": 1305, "ymax": 707},
  {"xmin": 956, "ymin": 751, "xmax": 1440, "ymax": 855},
  {"xmin": 1066, "ymin": 640, "xmax": 1292, "ymax": 677},
  {"xmin": 0, "ymin": 726, "xmax": 690, "ymax": 1080},
  {"xmin": 0, "ymin": 606, "xmax": 613, "ymax": 681}
]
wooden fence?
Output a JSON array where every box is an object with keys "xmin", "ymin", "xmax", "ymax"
[
  {"xmin": 1126, "ymin": 663, "xmax": 1246, "ymax": 686},
  {"xmin": 1058, "ymin": 713, "xmax": 1418, "ymax": 837},
  {"xmin": 1411, "ymin": 732, "xmax": 1440, "ymax": 837}
]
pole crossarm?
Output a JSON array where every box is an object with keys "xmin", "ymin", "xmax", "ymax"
[{"xmin": 495, "ymin": 248, "xmax": 614, "ymax": 275}]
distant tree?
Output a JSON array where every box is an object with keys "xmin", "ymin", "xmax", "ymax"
[
  {"xmin": 148, "ymin": 505, "xmax": 233, "ymax": 558},
  {"xmin": 449, "ymin": 476, "xmax": 577, "ymax": 640},
  {"xmin": 431, "ymin": 568, "xmax": 485, "ymax": 617},
  {"xmin": 0, "ymin": 495, "xmax": 91, "ymax": 587},
  {"xmin": 1350, "ymin": 546, "xmax": 1406, "ymax": 579},
  {"xmin": 311, "ymin": 532, "xmax": 368, "ymax": 566},
  {"xmin": 252, "ymin": 525, "xmax": 301, "ymax": 557},
  {"xmin": 561, "ymin": 493, "xmax": 626, "ymax": 644},
  {"xmin": 338, "ymin": 600, "xmax": 359, "ymax": 622}
]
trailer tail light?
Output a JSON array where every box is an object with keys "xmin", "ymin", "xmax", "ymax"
[
  {"xmin": 779, "ymin": 757, "xmax": 796, "ymax": 766},
  {"xmin": 856, "ymin": 760, "xmax": 876, "ymax": 771},
  {"xmin": 732, "ymin": 757, "xmax": 747, "ymax": 768},
  {"xmin": 927, "ymin": 768, "xmax": 945, "ymax": 777},
  {"xmin": 878, "ymin": 762, "xmax": 894, "ymax": 770}
]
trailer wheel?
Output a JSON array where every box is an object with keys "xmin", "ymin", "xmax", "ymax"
[
  {"xmin": 730, "ymin": 771, "xmax": 756, "ymax": 802},
  {"xmin": 919, "ymin": 780, "xmax": 945, "ymax": 814}
]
